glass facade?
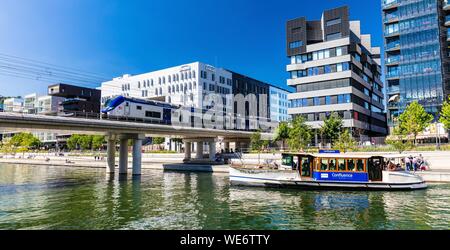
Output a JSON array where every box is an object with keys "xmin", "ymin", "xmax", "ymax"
[{"xmin": 383, "ymin": 0, "xmax": 446, "ymax": 126}]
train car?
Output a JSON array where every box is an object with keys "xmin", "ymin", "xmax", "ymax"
[{"xmin": 101, "ymin": 96, "xmax": 181, "ymax": 124}]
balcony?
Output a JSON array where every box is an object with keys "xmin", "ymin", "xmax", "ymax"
[
  {"xmin": 385, "ymin": 31, "xmax": 400, "ymax": 38},
  {"xmin": 382, "ymin": 0, "xmax": 398, "ymax": 10},
  {"xmin": 385, "ymin": 55, "xmax": 400, "ymax": 66},
  {"xmin": 386, "ymin": 72, "xmax": 400, "ymax": 80},
  {"xmin": 384, "ymin": 12, "xmax": 399, "ymax": 24},
  {"xmin": 387, "ymin": 86, "xmax": 400, "ymax": 94},
  {"xmin": 446, "ymin": 15, "xmax": 450, "ymax": 26},
  {"xmin": 386, "ymin": 43, "xmax": 400, "ymax": 52},
  {"xmin": 384, "ymin": 17, "xmax": 399, "ymax": 24}
]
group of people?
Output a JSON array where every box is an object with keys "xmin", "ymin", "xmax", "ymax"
[
  {"xmin": 403, "ymin": 154, "xmax": 428, "ymax": 171},
  {"xmin": 384, "ymin": 154, "xmax": 429, "ymax": 172}
]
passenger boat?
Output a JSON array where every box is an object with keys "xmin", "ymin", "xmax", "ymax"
[{"xmin": 229, "ymin": 153, "xmax": 427, "ymax": 191}]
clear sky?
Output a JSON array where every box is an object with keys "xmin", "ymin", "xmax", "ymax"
[{"xmin": 0, "ymin": 0, "xmax": 383, "ymax": 97}]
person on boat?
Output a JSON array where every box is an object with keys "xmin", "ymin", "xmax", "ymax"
[
  {"xmin": 405, "ymin": 156, "xmax": 411, "ymax": 171},
  {"xmin": 412, "ymin": 156, "xmax": 419, "ymax": 172}
]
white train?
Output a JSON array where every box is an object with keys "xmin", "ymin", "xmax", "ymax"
[{"xmin": 101, "ymin": 95, "xmax": 231, "ymax": 128}]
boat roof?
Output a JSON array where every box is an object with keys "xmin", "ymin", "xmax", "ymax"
[{"xmin": 283, "ymin": 153, "xmax": 410, "ymax": 159}]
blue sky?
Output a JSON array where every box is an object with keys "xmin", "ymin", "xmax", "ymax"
[{"xmin": 0, "ymin": 0, "xmax": 383, "ymax": 97}]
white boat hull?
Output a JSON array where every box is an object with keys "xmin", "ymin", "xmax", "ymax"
[{"xmin": 230, "ymin": 168, "xmax": 427, "ymax": 191}]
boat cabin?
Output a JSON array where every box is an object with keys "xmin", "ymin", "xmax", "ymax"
[{"xmin": 282, "ymin": 153, "xmax": 408, "ymax": 183}]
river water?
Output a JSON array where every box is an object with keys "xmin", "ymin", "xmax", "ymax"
[{"xmin": 0, "ymin": 164, "xmax": 449, "ymax": 230}]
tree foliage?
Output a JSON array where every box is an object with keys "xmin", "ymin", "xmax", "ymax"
[
  {"xmin": 319, "ymin": 112, "xmax": 343, "ymax": 144},
  {"xmin": 333, "ymin": 129, "xmax": 356, "ymax": 153},
  {"xmin": 250, "ymin": 130, "xmax": 263, "ymax": 152},
  {"xmin": 67, "ymin": 134, "xmax": 81, "ymax": 150},
  {"xmin": 152, "ymin": 137, "xmax": 165, "ymax": 145},
  {"xmin": 287, "ymin": 116, "xmax": 312, "ymax": 152},
  {"xmin": 67, "ymin": 134, "xmax": 104, "ymax": 150},
  {"xmin": 440, "ymin": 100, "xmax": 450, "ymax": 130},
  {"xmin": 6, "ymin": 133, "xmax": 41, "ymax": 152},
  {"xmin": 398, "ymin": 101, "xmax": 433, "ymax": 145},
  {"xmin": 92, "ymin": 135, "xmax": 105, "ymax": 150},
  {"xmin": 273, "ymin": 121, "xmax": 290, "ymax": 150}
]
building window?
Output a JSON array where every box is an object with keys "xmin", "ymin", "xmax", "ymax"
[
  {"xmin": 326, "ymin": 32, "xmax": 342, "ymax": 41},
  {"xmin": 326, "ymin": 18, "xmax": 341, "ymax": 26},
  {"xmin": 289, "ymin": 41, "xmax": 303, "ymax": 49}
]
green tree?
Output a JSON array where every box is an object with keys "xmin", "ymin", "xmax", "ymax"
[
  {"xmin": 319, "ymin": 112, "xmax": 343, "ymax": 145},
  {"xmin": 385, "ymin": 126, "xmax": 412, "ymax": 153},
  {"xmin": 92, "ymin": 135, "xmax": 105, "ymax": 150},
  {"xmin": 440, "ymin": 100, "xmax": 450, "ymax": 130},
  {"xmin": 250, "ymin": 130, "xmax": 264, "ymax": 164},
  {"xmin": 7, "ymin": 133, "xmax": 41, "ymax": 154},
  {"xmin": 79, "ymin": 135, "xmax": 93, "ymax": 150},
  {"xmin": 273, "ymin": 121, "xmax": 290, "ymax": 151},
  {"xmin": 152, "ymin": 137, "xmax": 165, "ymax": 145},
  {"xmin": 287, "ymin": 116, "xmax": 312, "ymax": 152},
  {"xmin": 333, "ymin": 129, "xmax": 357, "ymax": 153},
  {"xmin": 67, "ymin": 134, "xmax": 81, "ymax": 150},
  {"xmin": 398, "ymin": 101, "xmax": 433, "ymax": 145}
]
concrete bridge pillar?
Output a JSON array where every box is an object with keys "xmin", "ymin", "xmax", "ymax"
[
  {"xmin": 209, "ymin": 141, "xmax": 216, "ymax": 160},
  {"xmin": 106, "ymin": 136, "xmax": 116, "ymax": 173},
  {"xmin": 132, "ymin": 136, "xmax": 143, "ymax": 176},
  {"xmin": 119, "ymin": 138, "xmax": 129, "ymax": 174},
  {"xmin": 195, "ymin": 141, "xmax": 204, "ymax": 159},
  {"xmin": 184, "ymin": 141, "xmax": 192, "ymax": 161}
]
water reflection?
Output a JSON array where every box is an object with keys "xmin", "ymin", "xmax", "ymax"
[{"xmin": 0, "ymin": 164, "xmax": 449, "ymax": 230}]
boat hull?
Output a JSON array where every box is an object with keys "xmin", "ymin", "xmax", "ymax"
[{"xmin": 230, "ymin": 168, "xmax": 427, "ymax": 191}]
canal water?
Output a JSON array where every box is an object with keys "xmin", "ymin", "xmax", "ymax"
[{"xmin": 0, "ymin": 164, "xmax": 449, "ymax": 230}]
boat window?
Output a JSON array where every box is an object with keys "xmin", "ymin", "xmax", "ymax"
[
  {"xmin": 136, "ymin": 105, "xmax": 142, "ymax": 110},
  {"xmin": 321, "ymin": 159, "xmax": 328, "ymax": 171},
  {"xmin": 357, "ymin": 159, "xmax": 365, "ymax": 172},
  {"xmin": 329, "ymin": 159, "xmax": 337, "ymax": 171},
  {"xmin": 347, "ymin": 159, "xmax": 356, "ymax": 171},
  {"xmin": 301, "ymin": 157, "xmax": 311, "ymax": 176},
  {"xmin": 338, "ymin": 159, "xmax": 346, "ymax": 171},
  {"xmin": 282, "ymin": 155, "xmax": 293, "ymax": 167}
]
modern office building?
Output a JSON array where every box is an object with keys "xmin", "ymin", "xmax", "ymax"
[
  {"xmin": 101, "ymin": 62, "xmax": 233, "ymax": 150},
  {"xmin": 383, "ymin": 0, "xmax": 450, "ymax": 134},
  {"xmin": 101, "ymin": 62, "xmax": 233, "ymax": 112},
  {"xmin": 269, "ymin": 86, "xmax": 292, "ymax": 122},
  {"xmin": 286, "ymin": 6, "xmax": 387, "ymax": 144},
  {"xmin": 48, "ymin": 83, "xmax": 101, "ymax": 116},
  {"xmin": 228, "ymin": 71, "xmax": 271, "ymax": 130},
  {"xmin": 3, "ymin": 97, "xmax": 23, "ymax": 113},
  {"xmin": 23, "ymin": 93, "xmax": 63, "ymax": 115},
  {"xmin": 23, "ymin": 93, "xmax": 39, "ymax": 114}
]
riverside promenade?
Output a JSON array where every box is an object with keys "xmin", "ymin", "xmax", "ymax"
[{"xmin": 1, "ymin": 151, "xmax": 450, "ymax": 182}]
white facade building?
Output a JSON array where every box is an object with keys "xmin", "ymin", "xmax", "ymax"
[
  {"xmin": 24, "ymin": 93, "xmax": 39, "ymax": 114},
  {"xmin": 101, "ymin": 62, "xmax": 233, "ymax": 151},
  {"xmin": 36, "ymin": 95, "xmax": 64, "ymax": 115},
  {"xmin": 101, "ymin": 62, "xmax": 232, "ymax": 110},
  {"xmin": 3, "ymin": 98, "xmax": 23, "ymax": 113},
  {"xmin": 269, "ymin": 86, "xmax": 291, "ymax": 122}
]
